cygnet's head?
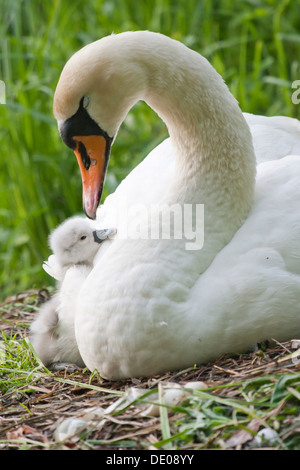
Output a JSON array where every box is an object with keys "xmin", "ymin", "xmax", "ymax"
[{"xmin": 49, "ymin": 216, "xmax": 102, "ymax": 267}]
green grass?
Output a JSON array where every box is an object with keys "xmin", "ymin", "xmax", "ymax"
[{"xmin": 0, "ymin": 0, "xmax": 300, "ymax": 296}]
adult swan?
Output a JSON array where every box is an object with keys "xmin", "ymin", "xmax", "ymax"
[{"xmin": 53, "ymin": 31, "xmax": 300, "ymax": 379}]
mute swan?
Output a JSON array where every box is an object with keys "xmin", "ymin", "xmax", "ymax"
[
  {"xmin": 30, "ymin": 216, "xmax": 115, "ymax": 367},
  {"xmin": 53, "ymin": 31, "xmax": 300, "ymax": 379}
]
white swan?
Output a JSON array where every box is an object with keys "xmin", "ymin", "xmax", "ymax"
[
  {"xmin": 53, "ymin": 31, "xmax": 300, "ymax": 379},
  {"xmin": 30, "ymin": 216, "xmax": 114, "ymax": 367}
]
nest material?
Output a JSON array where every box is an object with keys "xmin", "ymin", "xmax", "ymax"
[{"xmin": 1, "ymin": 289, "xmax": 300, "ymax": 450}]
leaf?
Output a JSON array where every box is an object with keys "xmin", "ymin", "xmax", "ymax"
[
  {"xmin": 225, "ymin": 419, "xmax": 261, "ymax": 449},
  {"xmin": 158, "ymin": 382, "xmax": 173, "ymax": 450},
  {"xmin": 271, "ymin": 375, "xmax": 300, "ymax": 403},
  {"xmin": 6, "ymin": 424, "xmax": 49, "ymax": 443}
]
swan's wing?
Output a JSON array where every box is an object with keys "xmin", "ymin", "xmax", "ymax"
[
  {"xmin": 213, "ymin": 154, "xmax": 300, "ymax": 271},
  {"xmin": 43, "ymin": 254, "xmax": 64, "ymax": 281},
  {"xmin": 244, "ymin": 113, "xmax": 300, "ymax": 164},
  {"xmin": 187, "ymin": 154, "xmax": 300, "ymax": 357}
]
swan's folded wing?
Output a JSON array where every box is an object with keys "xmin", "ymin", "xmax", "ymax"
[{"xmin": 43, "ymin": 254, "xmax": 64, "ymax": 281}]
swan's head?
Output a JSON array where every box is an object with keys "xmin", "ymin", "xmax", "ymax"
[
  {"xmin": 53, "ymin": 31, "xmax": 254, "ymax": 222},
  {"xmin": 53, "ymin": 32, "xmax": 149, "ymax": 219},
  {"xmin": 49, "ymin": 216, "xmax": 109, "ymax": 267}
]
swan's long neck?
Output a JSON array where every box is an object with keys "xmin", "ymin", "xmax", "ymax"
[
  {"xmin": 99, "ymin": 33, "xmax": 256, "ymax": 248},
  {"xmin": 142, "ymin": 41, "xmax": 256, "ymax": 212}
]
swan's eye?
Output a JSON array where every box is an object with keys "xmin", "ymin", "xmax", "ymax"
[{"xmin": 80, "ymin": 235, "xmax": 87, "ymax": 241}]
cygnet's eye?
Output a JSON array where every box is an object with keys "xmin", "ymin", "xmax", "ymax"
[{"xmin": 80, "ymin": 235, "xmax": 87, "ymax": 241}]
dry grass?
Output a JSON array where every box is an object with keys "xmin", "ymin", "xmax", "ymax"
[{"xmin": 1, "ymin": 289, "xmax": 300, "ymax": 450}]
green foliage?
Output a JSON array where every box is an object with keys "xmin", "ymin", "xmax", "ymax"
[{"xmin": 0, "ymin": 0, "xmax": 300, "ymax": 298}]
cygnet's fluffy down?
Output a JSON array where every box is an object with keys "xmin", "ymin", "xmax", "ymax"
[
  {"xmin": 43, "ymin": 217, "xmax": 115, "ymax": 281},
  {"xmin": 29, "ymin": 216, "xmax": 115, "ymax": 368}
]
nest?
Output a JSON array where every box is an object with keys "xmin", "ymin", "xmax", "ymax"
[{"xmin": 1, "ymin": 289, "xmax": 300, "ymax": 450}]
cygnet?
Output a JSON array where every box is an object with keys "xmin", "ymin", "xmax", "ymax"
[{"xmin": 29, "ymin": 216, "xmax": 115, "ymax": 369}]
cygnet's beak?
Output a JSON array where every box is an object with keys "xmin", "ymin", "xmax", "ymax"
[{"xmin": 93, "ymin": 228, "xmax": 116, "ymax": 244}]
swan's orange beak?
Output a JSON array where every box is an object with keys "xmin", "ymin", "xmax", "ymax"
[{"xmin": 73, "ymin": 135, "xmax": 109, "ymax": 220}]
